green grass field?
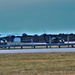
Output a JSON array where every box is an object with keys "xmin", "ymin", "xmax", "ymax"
[{"xmin": 0, "ymin": 52, "xmax": 75, "ymax": 75}]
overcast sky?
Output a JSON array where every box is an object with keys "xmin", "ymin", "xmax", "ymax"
[{"xmin": 0, "ymin": 0, "xmax": 75, "ymax": 36}]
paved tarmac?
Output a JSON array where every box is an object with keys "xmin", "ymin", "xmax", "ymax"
[{"xmin": 0, "ymin": 48, "xmax": 75, "ymax": 54}]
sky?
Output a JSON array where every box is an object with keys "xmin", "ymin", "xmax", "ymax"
[{"xmin": 0, "ymin": 0, "xmax": 75, "ymax": 36}]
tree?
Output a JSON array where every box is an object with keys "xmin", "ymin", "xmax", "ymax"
[
  {"xmin": 43, "ymin": 34, "xmax": 49, "ymax": 43},
  {"xmin": 22, "ymin": 33, "xmax": 27, "ymax": 37}
]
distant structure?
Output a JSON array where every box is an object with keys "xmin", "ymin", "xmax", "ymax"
[
  {"xmin": 14, "ymin": 37, "xmax": 21, "ymax": 43},
  {"xmin": 1, "ymin": 33, "xmax": 75, "ymax": 43}
]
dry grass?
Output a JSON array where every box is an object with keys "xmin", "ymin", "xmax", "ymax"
[{"xmin": 0, "ymin": 52, "xmax": 75, "ymax": 75}]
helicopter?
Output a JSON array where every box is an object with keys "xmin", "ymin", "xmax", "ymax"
[
  {"xmin": 49, "ymin": 36, "xmax": 64, "ymax": 43},
  {"xmin": 0, "ymin": 38, "xmax": 7, "ymax": 45},
  {"xmin": 43, "ymin": 34, "xmax": 64, "ymax": 44}
]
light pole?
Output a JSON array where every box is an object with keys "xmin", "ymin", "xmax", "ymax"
[
  {"xmin": 49, "ymin": 34, "xmax": 51, "ymax": 44},
  {"xmin": 67, "ymin": 33, "xmax": 69, "ymax": 44},
  {"xmin": 67, "ymin": 33, "xmax": 69, "ymax": 47}
]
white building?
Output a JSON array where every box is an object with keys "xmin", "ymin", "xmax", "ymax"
[{"xmin": 14, "ymin": 37, "xmax": 21, "ymax": 43}]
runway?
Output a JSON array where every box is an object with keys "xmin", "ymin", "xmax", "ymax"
[{"xmin": 0, "ymin": 48, "xmax": 75, "ymax": 54}]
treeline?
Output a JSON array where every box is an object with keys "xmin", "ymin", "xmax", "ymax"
[{"xmin": 1, "ymin": 33, "xmax": 75, "ymax": 43}]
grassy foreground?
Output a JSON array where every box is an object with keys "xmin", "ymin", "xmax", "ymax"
[{"xmin": 0, "ymin": 52, "xmax": 75, "ymax": 75}]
